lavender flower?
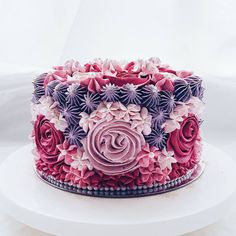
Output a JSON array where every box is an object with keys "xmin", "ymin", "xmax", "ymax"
[
  {"xmin": 186, "ymin": 76, "xmax": 204, "ymax": 99},
  {"xmin": 100, "ymin": 83, "xmax": 120, "ymax": 102},
  {"xmin": 60, "ymin": 103, "xmax": 80, "ymax": 126},
  {"xmin": 141, "ymin": 84, "xmax": 159, "ymax": 109},
  {"xmin": 45, "ymin": 80, "xmax": 60, "ymax": 97},
  {"xmin": 64, "ymin": 125, "xmax": 86, "ymax": 147},
  {"xmin": 80, "ymin": 92, "xmax": 101, "ymax": 113},
  {"xmin": 66, "ymin": 83, "xmax": 87, "ymax": 106},
  {"xmin": 145, "ymin": 128, "xmax": 168, "ymax": 150},
  {"xmin": 159, "ymin": 91, "xmax": 176, "ymax": 113},
  {"xmin": 32, "ymin": 73, "xmax": 47, "ymax": 102},
  {"xmin": 174, "ymin": 79, "xmax": 191, "ymax": 102},
  {"xmin": 120, "ymin": 83, "xmax": 142, "ymax": 105},
  {"xmin": 52, "ymin": 83, "xmax": 68, "ymax": 107},
  {"xmin": 149, "ymin": 107, "xmax": 169, "ymax": 130},
  {"xmin": 33, "ymin": 86, "xmax": 45, "ymax": 102},
  {"xmin": 33, "ymin": 73, "xmax": 47, "ymax": 88}
]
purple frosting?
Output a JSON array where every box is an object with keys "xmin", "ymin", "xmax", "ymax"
[
  {"xmin": 186, "ymin": 76, "xmax": 204, "ymax": 99},
  {"xmin": 52, "ymin": 83, "xmax": 68, "ymax": 107},
  {"xmin": 145, "ymin": 128, "xmax": 168, "ymax": 150},
  {"xmin": 66, "ymin": 83, "xmax": 87, "ymax": 106},
  {"xmin": 149, "ymin": 107, "xmax": 169, "ymax": 129},
  {"xmin": 60, "ymin": 103, "xmax": 80, "ymax": 125},
  {"xmin": 174, "ymin": 79, "xmax": 191, "ymax": 102},
  {"xmin": 80, "ymin": 92, "xmax": 101, "ymax": 114},
  {"xmin": 45, "ymin": 80, "xmax": 60, "ymax": 97},
  {"xmin": 159, "ymin": 90, "xmax": 176, "ymax": 113},
  {"xmin": 100, "ymin": 83, "xmax": 120, "ymax": 102},
  {"xmin": 120, "ymin": 83, "xmax": 142, "ymax": 105},
  {"xmin": 64, "ymin": 125, "xmax": 86, "ymax": 147},
  {"xmin": 141, "ymin": 84, "xmax": 159, "ymax": 109}
]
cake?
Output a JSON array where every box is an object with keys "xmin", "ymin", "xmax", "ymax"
[{"xmin": 31, "ymin": 58, "xmax": 204, "ymax": 197}]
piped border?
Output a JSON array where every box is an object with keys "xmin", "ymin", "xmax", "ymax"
[{"xmin": 35, "ymin": 162, "xmax": 205, "ymax": 198}]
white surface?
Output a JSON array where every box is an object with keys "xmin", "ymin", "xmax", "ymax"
[
  {"xmin": 0, "ymin": 143, "xmax": 235, "ymax": 236},
  {"xmin": 61, "ymin": 0, "xmax": 236, "ymax": 77},
  {"xmin": 0, "ymin": 0, "xmax": 80, "ymax": 68}
]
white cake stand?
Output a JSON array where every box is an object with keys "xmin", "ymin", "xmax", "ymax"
[{"xmin": 0, "ymin": 143, "xmax": 235, "ymax": 236}]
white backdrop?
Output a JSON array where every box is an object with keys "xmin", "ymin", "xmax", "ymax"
[{"xmin": 0, "ymin": 0, "xmax": 236, "ymax": 235}]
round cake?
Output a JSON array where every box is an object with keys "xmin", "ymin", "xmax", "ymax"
[{"xmin": 31, "ymin": 58, "xmax": 205, "ymax": 197}]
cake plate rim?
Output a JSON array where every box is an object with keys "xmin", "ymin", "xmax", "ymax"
[{"xmin": 0, "ymin": 142, "xmax": 235, "ymax": 236}]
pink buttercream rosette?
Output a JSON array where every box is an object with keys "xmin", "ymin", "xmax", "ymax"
[{"xmin": 83, "ymin": 120, "xmax": 145, "ymax": 175}]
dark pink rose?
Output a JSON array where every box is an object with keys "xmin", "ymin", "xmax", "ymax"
[
  {"xmin": 80, "ymin": 76, "xmax": 110, "ymax": 93},
  {"xmin": 167, "ymin": 116, "xmax": 199, "ymax": 163},
  {"xmin": 106, "ymin": 72, "xmax": 150, "ymax": 87},
  {"xmin": 84, "ymin": 63, "xmax": 102, "ymax": 72},
  {"xmin": 158, "ymin": 67, "xmax": 177, "ymax": 75},
  {"xmin": 83, "ymin": 120, "xmax": 145, "ymax": 175},
  {"xmin": 34, "ymin": 115, "xmax": 64, "ymax": 164}
]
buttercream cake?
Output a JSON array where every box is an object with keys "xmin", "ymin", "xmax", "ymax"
[{"xmin": 31, "ymin": 58, "xmax": 204, "ymax": 197}]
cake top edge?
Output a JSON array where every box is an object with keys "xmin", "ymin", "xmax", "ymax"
[{"xmin": 33, "ymin": 57, "xmax": 203, "ymax": 96}]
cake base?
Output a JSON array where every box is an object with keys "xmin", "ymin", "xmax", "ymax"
[
  {"xmin": 36, "ymin": 162, "xmax": 204, "ymax": 198},
  {"xmin": 0, "ymin": 143, "xmax": 235, "ymax": 236}
]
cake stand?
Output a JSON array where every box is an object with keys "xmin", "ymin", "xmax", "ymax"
[{"xmin": 0, "ymin": 143, "xmax": 235, "ymax": 236}]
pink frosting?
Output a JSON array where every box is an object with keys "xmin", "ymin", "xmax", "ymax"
[
  {"xmin": 43, "ymin": 70, "xmax": 68, "ymax": 87},
  {"xmin": 167, "ymin": 115, "xmax": 199, "ymax": 163},
  {"xmin": 80, "ymin": 76, "xmax": 110, "ymax": 93},
  {"xmin": 106, "ymin": 72, "xmax": 150, "ymax": 87},
  {"xmin": 34, "ymin": 115, "xmax": 64, "ymax": 164},
  {"xmin": 36, "ymin": 158, "xmax": 68, "ymax": 181},
  {"xmin": 83, "ymin": 120, "xmax": 145, "ymax": 175},
  {"xmin": 153, "ymin": 73, "xmax": 174, "ymax": 91}
]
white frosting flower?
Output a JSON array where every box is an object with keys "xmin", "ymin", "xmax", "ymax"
[
  {"xmin": 163, "ymin": 103, "xmax": 188, "ymax": 133},
  {"xmin": 70, "ymin": 150, "xmax": 93, "ymax": 171},
  {"xmin": 158, "ymin": 148, "xmax": 177, "ymax": 171},
  {"xmin": 131, "ymin": 107, "xmax": 152, "ymax": 135},
  {"xmin": 79, "ymin": 101, "xmax": 152, "ymax": 135},
  {"xmin": 31, "ymin": 96, "xmax": 68, "ymax": 132},
  {"xmin": 186, "ymin": 97, "xmax": 204, "ymax": 119},
  {"xmin": 163, "ymin": 97, "xmax": 204, "ymax": 133},
  {"xmin": 50, "ymin": 114, "xmax": 68, "ymax": 132},
  {"xmin": 31, "ymin": 96, "xmax": 58, "ymax": 121}
]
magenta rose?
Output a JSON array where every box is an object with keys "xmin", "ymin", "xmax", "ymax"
[
  {"xmin": 106, "ymin": 72, "xmax": 150, "ymax": 87},
  {"xmin": 167, "ymin": 116, "xmax": 199, "ymax": 164},
  {"xmin": 34, "ymin": 115, "xmax": 64, "ymax": 164},
  {"xmin": 83, "ymin": 120, "xmax": 145, "ymax": 175}
]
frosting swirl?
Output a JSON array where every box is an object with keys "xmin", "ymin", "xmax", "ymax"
[{"xmin": 83, "ymin": 120, "xmax": 145, "ymax": 175}]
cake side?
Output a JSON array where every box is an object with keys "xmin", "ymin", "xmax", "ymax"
[{"xmin": 31, "ymin": 58, "xmax": 204, "ymax": 196}]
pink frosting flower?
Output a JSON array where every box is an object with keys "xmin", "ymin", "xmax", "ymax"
[
  {"xmin": 152, "ymin": 73, "xmax": 174, "ymax": 91},
  {"xmin": 135, "ymin": 144, "xmax": 171, "ymax": 186},
  {"xmin": 176, "ymin": 70, "xmax": 193, "ymax": 78},
  {"xmin": 63, "ymin": 60, "xmax": 85, "ymax": 75},
  {"xmin": 43, "ymin": 70, "xmax": 68, "ymax": 87},
  {"xmin": 34, "ymin": 115, "xmax": 64, "ymax": 164},
  {"xmin": 57, "ymin": 141, "xmax": 77, "ymax": 163},
  {"xmin": 64, "ymin": 165, "xmax": 95, "ymax": 187},
  {"xmin": 136, "ymin": 144, "xmax": 159, "ymax": 168},
  {"xmin": 83, "ymin": 120, "xmax": 145, "ymax": 175},
  {"xmin": 79, "ymin": 102, "xmax": 152, "ymax": 135},
  {"xmin": 36, "ymin": 158, "xmax": 68, "ymax": 181},
  {"xmin": 167, "ymin": 115, "xmax": 199, "ymax": 163},
  {"xmin": 157, "ymin": 149, "xmax": 177, "ymax": 171},
  {"xmin": 80, "ymin": 75, "xmax": 110, "ymax": 93}
]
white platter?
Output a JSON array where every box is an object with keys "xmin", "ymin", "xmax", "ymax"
[{"xmin": 0, "ymin": 143, "xmax": 235, "ymax": 236}]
